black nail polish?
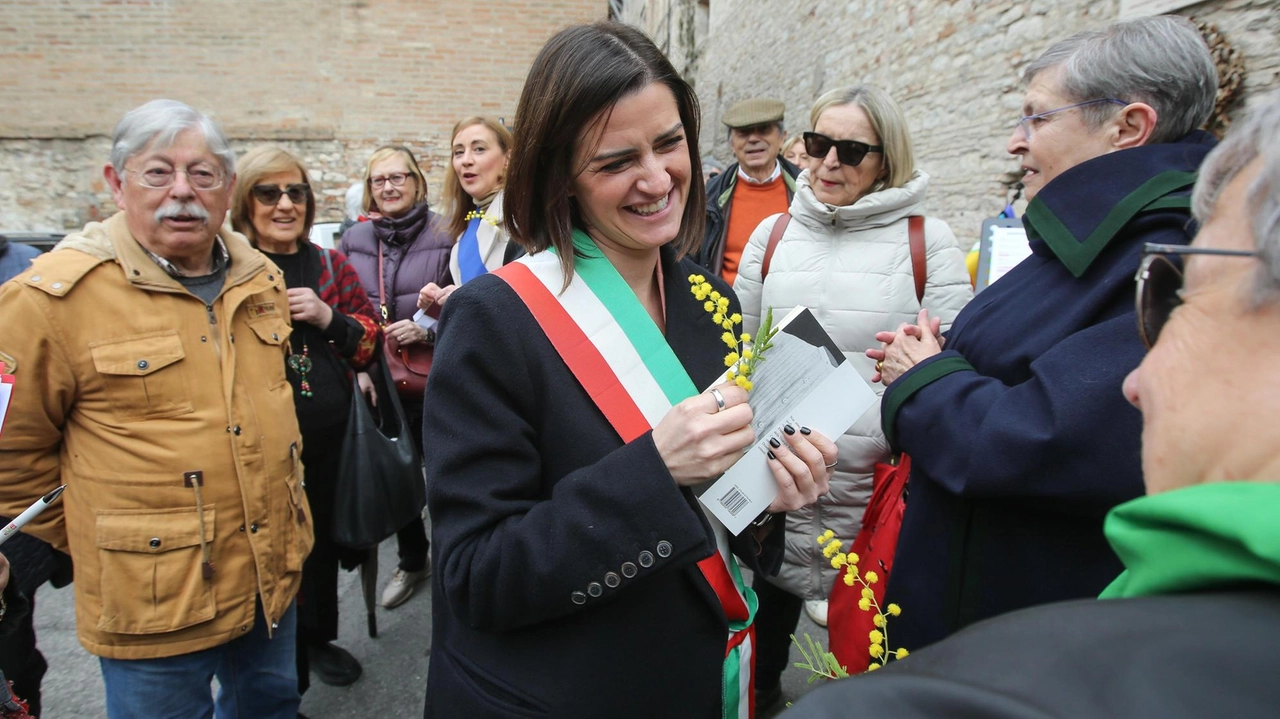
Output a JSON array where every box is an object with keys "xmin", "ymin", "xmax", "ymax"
[
  {"xmin": 800, "ymin": 426, "xmax": 812, "ymax": 435},
  {"xmin": 769, "ymin": 437, "xmax": 781, "ymax": 448},
  {"xmin": 767, "ymin": 450, "xmax": 777, "ymax": 460},
  {"xmin": 784, "ymin": 424, "xmax": 796, "ymax": 435}
]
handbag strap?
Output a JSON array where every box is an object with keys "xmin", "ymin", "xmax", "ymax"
[
  {"xmin": 759, "ymin": 212, "xmax": 791, "ymax": 282},
  {"xmin": 376, "ymin": 242, "xmax": 390, "ymax": 324},
  {"xmin": 908, "ymin": 215, "xmax": 926, "ymax": 304}
]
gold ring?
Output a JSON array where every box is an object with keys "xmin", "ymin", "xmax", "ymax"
[
  {"xmin": 875, "ymin": 360, "xmax": 884, "ymax": 372},
  {"xmin": 709, "ymin": 387, "xmax": 726, "ymax": 412}
]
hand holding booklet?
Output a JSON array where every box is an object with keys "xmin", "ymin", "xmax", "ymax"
[{"xmin": 696, "ymin": 307, "xmax": 877, "ymax": 535}]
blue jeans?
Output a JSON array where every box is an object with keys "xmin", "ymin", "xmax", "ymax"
[{"xmin": 99, "ymin": 600, "xmax": 300, "ymax": 719}]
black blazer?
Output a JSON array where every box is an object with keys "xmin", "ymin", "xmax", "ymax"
[{"xmin": 422, "ymin": 246, "xmax": 782, "ymax": 718}]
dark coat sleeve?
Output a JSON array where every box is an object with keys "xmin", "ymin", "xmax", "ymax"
[
  {"xmin": 884, "ymin": 308, "xmax": 1145, "ymax": 510},
  {"xmin": 424, "ymin": 278, "xmax": 722, "ymax": 633}
]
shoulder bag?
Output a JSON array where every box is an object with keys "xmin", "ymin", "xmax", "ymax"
[
  {"xmin": 332, "ymin": 351, "xmax": 427, "ymax": 549},
  {"xmin": 377, "ymin": 242, "xmax": 433, "ymax": 399}
]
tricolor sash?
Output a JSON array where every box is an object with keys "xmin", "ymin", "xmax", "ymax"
[{"xmin": 493, "ymin": 231, "xmax": 759, "ymax": 719}]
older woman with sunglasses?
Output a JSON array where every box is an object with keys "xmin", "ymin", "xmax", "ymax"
[
  {"xmin": 866, "ymin": 15, "xmax": 1219, "ymax": 654},
  {"xmin": 231, "ymin": 147, "xmax": 382, "ymax": 692},
  {"xmin": 732, "ymin": 84, "xmax": 972, "ymax": 708}
]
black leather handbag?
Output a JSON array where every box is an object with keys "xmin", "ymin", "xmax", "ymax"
[{"xmin": 332, "ymin": 352, "xmax": 427, "ymax": 549}]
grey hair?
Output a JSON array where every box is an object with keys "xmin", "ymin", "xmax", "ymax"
[
  {"xmin": 1023, "ymin": 15, "xmax": 1217, "ymax": 145},
  {"xmin": 344, "ymin": 183, "xmax": 365, "ymax": 220},
  {"xmin": 109, "ymin": 99, "xmax": 236, "ymax": 177},
  {"xmin": 1191, "ymin": 93, "xmax": 1280, "ymax": 305}
]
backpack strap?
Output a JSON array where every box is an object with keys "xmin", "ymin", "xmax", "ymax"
[
  {"xmin": 760, "ymin": 213, "xmax": 792, "ymax": 282},
  {"xmin": 908, "ymin": 215, "xmax": 926, "ymax": 304}
]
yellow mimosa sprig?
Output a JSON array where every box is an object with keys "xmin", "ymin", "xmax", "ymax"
[{"xmin": 687, "ymin": 274, "xmax": 779, "ymax": 392}]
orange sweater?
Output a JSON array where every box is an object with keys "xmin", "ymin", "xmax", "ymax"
[{"xmin": 722, "ymin": 174, "xmax": 788, "ymax": 285}]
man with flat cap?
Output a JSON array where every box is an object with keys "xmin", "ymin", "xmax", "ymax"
[{"xmin": 699, "ymin": 97, "xmax": 801, "ymax": 283}]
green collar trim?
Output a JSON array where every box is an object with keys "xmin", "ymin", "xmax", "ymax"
[
  {"xmin": 1024, "ymin": 171, "xmax": 1196, "ymax": 278},
  {"xmin": 881, "ymin": 354, "xmax": 974, "ymax": 448},
  {"xmin": 1100, "ymin": 482, "xmax": 1280, "ymax": 600}
]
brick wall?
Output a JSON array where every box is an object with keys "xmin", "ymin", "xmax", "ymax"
[
  {"xmin": 0, "ymin": 0, "xmax": 604, "ymax": 232},
  {"xmin": 683, "ymin": 0, "xmax": 1279, "ymax": 248}
]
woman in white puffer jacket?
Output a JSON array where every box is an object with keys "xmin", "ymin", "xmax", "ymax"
[{"xmin": 733, "ymin": 85, "xmax": 973, "ymax": 708}]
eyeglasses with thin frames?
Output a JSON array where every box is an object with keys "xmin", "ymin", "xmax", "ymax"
[
  {"xmin": 1013, "ymin": 98, "xmax": 1128, "ymax": 141},
  {"xmin": 251, "ymin": 183, "xmax": 310, "ymax": 206},
  {"xmin": 125, "ymin": 166, "xmax": 225, "ymax": 190},
  {"xmin": 1135, "ymin": 242, "xmax": 1257, "ymax": 349},
  {"xmin": 370, "ymin": 173, "xmax": 411, "ymax": 189}
]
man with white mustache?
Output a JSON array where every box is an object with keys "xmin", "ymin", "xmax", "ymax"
[{"xmin": 0, "ymin": 99, "xmax": 311, "ymax": 718}]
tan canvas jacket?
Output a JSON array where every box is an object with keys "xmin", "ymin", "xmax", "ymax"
[{"xmin": 0, "ymin": 213, "xmax": 313, "ymax": 659}]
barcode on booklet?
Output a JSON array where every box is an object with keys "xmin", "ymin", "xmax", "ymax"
[{"xmin": 718, "ymin": 486, "xmax": 749, "ymax": 517}]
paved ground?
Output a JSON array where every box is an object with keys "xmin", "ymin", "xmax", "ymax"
[{"xmin": 35, "ymin": 525, "xmax": 828, "ymax": 718}]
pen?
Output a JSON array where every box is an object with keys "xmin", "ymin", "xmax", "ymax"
[{"xmin": 0, "ymin": 485, "xmax": 67, "ymax": 547}]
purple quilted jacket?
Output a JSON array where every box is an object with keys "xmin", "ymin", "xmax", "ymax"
[{"xmin": 339, "ymin": 201, "xmax": 454, "ymax": 324}]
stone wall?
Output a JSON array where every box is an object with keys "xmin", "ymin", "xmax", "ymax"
[
  {"xmin": 687, "ymin": 0, "xmax": 1279, "ymax": 247},
  {"xmin": 0, "ymin": 0, "xmax": 604, "ymax": 232}
]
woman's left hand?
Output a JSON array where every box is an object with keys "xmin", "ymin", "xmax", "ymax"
[
  {"xmin": 386, "ymin": 319, "xmax": 430, "ymax": 346},
  {"xmin": 873, "ymin": 309, "xmax": 944, "ymax": 384},
  {"xmin": 765, "ymin": 424, "xmax": 838, "ymax": 513},
  {"xmin": 287, "ymin": 287, "xmax": 334, "ymax": 329}
]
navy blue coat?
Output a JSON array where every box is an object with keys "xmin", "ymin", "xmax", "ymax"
[
  {"xmin": 422, "ymin": 246, "xmax": 783, "ymax": 718},
  {"xmin": 879, "ymin": 132, "xmax": 1216, "ymax": 652}
]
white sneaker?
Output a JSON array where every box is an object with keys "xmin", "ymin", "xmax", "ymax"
[
  {"xmin": 804, "ymin": 599, "xmax": 829, "ymax": 627},
  {"xmin": 380, "ymin": 563, "xmax": 430, "ymax": 609}
]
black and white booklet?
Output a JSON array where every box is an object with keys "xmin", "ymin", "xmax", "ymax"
[{"xmin": 697, "ymin": 306, "xmax": 876, "ymax": 535}]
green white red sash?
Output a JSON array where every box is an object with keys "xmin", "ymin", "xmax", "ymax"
[{"xmin": 493, "ymin": 231, "xmax": 759, "ymax": 719}]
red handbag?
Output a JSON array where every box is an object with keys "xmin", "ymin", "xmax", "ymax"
[
  {"xmin": 827, "ymin": 216, "xmax": 927, "ymax": 673},
  {"xmin": 377, "ymin": 243, "xmax": 433, "ymax": 399}
]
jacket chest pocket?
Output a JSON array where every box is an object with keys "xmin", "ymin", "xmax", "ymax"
[
  {"xmin": 89, "ymin": 331, "xmax": 194, "ymax": 421},
  {"xmin": 245, "ymin": 315, "xmax": 292, "ymax": 391},
  {"xmin": 94, "ymin": 507, "xmax": 217, "ymax": 635}
]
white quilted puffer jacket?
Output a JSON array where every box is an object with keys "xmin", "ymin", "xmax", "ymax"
[{"xmin": 733, "ymin": 168, "xmax": 973, "ymax": 600}]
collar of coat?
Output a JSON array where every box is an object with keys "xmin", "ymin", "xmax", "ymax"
[
  {"xmin": 1100, "ymin": 481, "xmax": 1280, "ymax": 600},
  {"xmin": 44, "ymin": 212, "xmax": 269, "ymax": 296},
  {"xmin": 713, "ymin": 155, "xmax": 802, "ymax": 210},
  {"xmin": 1022, "ymin": 130, "xmax": 1217, "ymax": 278}
]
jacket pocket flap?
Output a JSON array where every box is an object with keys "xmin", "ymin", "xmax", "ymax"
[
  {"xmin": 95, "ymin": 507, "xmax": 215, "ymax": 552},
  {"xmin": 90, "ymin": 331, "xmax": 185, "ymax": 376},
  {"xmin": 246, "ymin": 317, "xmax": 291, "ymax": 346}
]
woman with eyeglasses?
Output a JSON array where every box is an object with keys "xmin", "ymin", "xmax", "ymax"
[
  {"xmin": 231, "ymin": 146, "xmax": 382, "ymax": 693},
  {"xmin": 415, "ymin": 116, "xmax": 521, "ymax": 311},
  {"xmin": 864, "ymin": 15, "xmax": 1220, "ymax": 655},
  {"xmin": 338, "ymin": 145, "xmax": 450, "ymax": 612},
  {"xmin": 732, "ymin": 84, "xmax": 972, "ymax": 707}
]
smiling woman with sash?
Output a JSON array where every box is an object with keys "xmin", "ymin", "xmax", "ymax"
[{"xmin": 421, "ymin": 22, "xmax": 837, "ymax": 719}]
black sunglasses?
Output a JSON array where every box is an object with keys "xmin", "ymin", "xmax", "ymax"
[
  {"xmin": 1135, "ymin": 242, "xmax": 1256, "ymax": 349},
  {"xmin": 802, "ymin": 131, "xmax": 883, "ymax": 167},
  {"xmin": 251, "ymin": 183, "xmax": 310, "ymax": 206}
]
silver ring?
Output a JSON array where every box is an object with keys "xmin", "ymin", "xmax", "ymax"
[
  {"xmin": 825, "ymin": 461, "xmax": 838, "ymax": 469},
  {"xmin": 709, "ymin": 388, "xmax": 726, "ymax": 412}
]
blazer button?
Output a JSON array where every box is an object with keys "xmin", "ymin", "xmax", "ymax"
[
  {"xmin": 621, "ymin": 562, "xmax": 638, "ymax": 578},
  {"xmin": 587, "ymin": 582, "xmax": 603, "ymax": 598},
  {"xmin": 148, "ymin": 538, "xmax": 161, "ymax": 548},
  {"xmin": 656, "ymin": 540, "xmax": 673, "ymax": 558},
  {"xmin": 604, "ymin": 572, "xmax": 620, "ymax": 588},
  {"xmin": 638, "ymin": 551, "xmax": 654, "ymax": 568},
  {"xmin": 571, "ymin": 591, "xmax": 587, "ymax": 605}
]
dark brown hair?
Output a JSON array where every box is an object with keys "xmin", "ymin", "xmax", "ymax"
[
  {"xmin": 442, "ymin": 117, "xmax": 514, "ymax": 240},
  {"xmin": 503, "ymin": 22, "xmax": 704, "ymax": 283}
]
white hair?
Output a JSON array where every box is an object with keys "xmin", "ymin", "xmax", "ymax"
[
  {"xmin": 1191, "ymin": 93, "xmax": 1280, "ymax": 305},
  {"xmin": 109, "ymin": 99, "xmax": 235, "ymax": 177},
  {"xmin": 344, "ymin": 183, "xmax": 365, "ymax": 220},
  {"xmin": 1024, "ymin": 15, "xmax": 1217, "ymax": 145}
]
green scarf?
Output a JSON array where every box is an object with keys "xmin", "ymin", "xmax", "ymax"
[{"xmin": 1100, "ymin": 482, "xmax": 1280, "ymax": 599}]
